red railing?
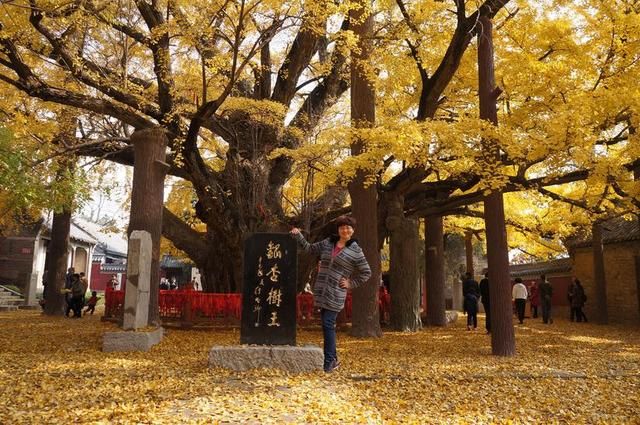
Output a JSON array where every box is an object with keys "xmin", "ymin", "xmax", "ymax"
[{"xmin": 104, "ymin": 289, "xmax": 393, "ymax": 326}]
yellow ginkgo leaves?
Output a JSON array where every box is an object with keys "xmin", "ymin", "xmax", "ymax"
[{"xmin": 0, "ymin": 308, "xmax": 638, "ymax": 424}]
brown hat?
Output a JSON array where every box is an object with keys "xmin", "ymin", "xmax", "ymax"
[{"xmin": 335, "ymin": 215, "xmax": 356, "ymax": 230}]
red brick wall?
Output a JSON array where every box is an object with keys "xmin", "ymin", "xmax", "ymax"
[
  {"xmin": 90, "ymin": 263, "xmax": 108, "ymax": 291},
  {"xmin": 573, "ymin": 240, "xmax": 640, "ymax": 324}
]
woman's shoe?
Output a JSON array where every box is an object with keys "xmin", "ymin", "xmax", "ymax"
[{"xmin": 324, "ymin": 359, "xmax": 340, "ymax": 373}]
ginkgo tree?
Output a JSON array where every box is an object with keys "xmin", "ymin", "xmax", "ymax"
[
  {"xmin": 1, "ymin": 0, "xmax": 639, "ymax": 336},
  {"xmin": 273, "ymin": 0, "xmax": 639, "ymax": 335},
  {"xmin": 0, "ymin": 0, "xmax": 360, "ymax": 293}
]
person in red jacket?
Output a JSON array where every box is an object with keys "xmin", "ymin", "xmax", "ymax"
[{"xmin": 84, "ymin": 291, "xmax": 100, "ymax": 315}]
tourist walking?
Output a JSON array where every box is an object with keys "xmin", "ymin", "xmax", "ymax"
[
  {"xmin": 568, "ymin": 279, "xmax": 576, "ymax": 321},
  {"xmin": 479, "ymin": 272, "xmax": 491, "ymax": 334},
  {"xmin": 462, "ymin": 272, "xmax": 480, "ymax": 331},
  {"xmin": 64, "ymin": 267, "xmax": 75, "ymax": 289},
  {"xmin": 69, "ymin": 274, "xmax": 85, "ymax": 318},
  {"xmin": 512, "ymin": 277, "xmax": 528, "ymax": 324},
  {"xmin": 539, "ymin": 274, "xmax": 553, "ymax": 324},
  {"xmin": 570, "ymin": 278, "xmax": 588, "ymax": 322},
  {"xmin": 64, "ymin": 267, "xmax": 75, "ymax": 316},
  {"xmin": 290, "ymin": 215, "xmax": 371, "ymax": 372}
]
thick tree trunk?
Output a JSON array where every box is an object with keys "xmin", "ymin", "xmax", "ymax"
[
  {"xmin": 386, "ymin": 195, "xmax": 421, "ymax": 331},
  {"xmin": 43, "ymin": 134, "xmax": 76, "ymax": 317},
  {"xmin": 349, "ymin": 180, "xmax": 381, "ymax": 337},
  {"xmin": 478, "ymin": 16, "xmax": 515, "ymax": 356},
  {"xmin": 635, "ymin": 166, "xmax": 640, "ymax": 321},
  {"xmin": 128, "ymin": 127, "xmax": 168, "ymax": 327},
  {"xmin": 465, "ymin": 232, "xmax": 474, "ymax": 276},
  {"xmin": 592, "ymin": 222, "xmax": 608, "ymax": 324},
  {"xmin": 207, "ymin": 238, "xmax": 243, "ymax": 293},
  {"xmin": 349, "ymin": 0, "xmax": 381, "ymax": 338},
  {"xmin": 425, "ymin": 216, "xmax": 447, "ymax": 326},
  {"xmin": 485, "ymin": 192, "xmax": 514, "ymax": 356},
  {"xmin": 198, "ymin": 255, "xmax": 221, "ymax": 293},
  {"xmin": 44, "ymin": 209, "xmax": 71, "ymax": 316},
  {"xmin": 635, "ymin": 255, "xmax": 640, "ymax": 323}
]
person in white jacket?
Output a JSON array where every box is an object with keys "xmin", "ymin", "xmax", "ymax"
[{"xmin": 512, "ymin": 277, "xmax": 528, "ymax": 324}]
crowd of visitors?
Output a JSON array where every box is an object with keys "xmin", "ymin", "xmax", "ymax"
[
  {"xmin": 63, "ymin": 267, "xmax": 100, "ymax": 318},
  {"xmin": 159, "ymin": 277, "xmax": 200, "ymax": 290},
  {"xmin": 462, "ymin": 272, "xmax": 589, "ymax": 331},
  {"xmin": 39, "ymin": 266, "xmax": 100, "ymax": 317}
]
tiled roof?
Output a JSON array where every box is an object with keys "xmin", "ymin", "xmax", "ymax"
[
  {"xmin": 41, "ymin": 216, "xmax": 98, "ymax": 246},
  {"xmin": 509, "ymin": 257, "xmax": 572, "ymax": 278},
  {"xmin": 75, "ymin": 218, "xmax": 128, "ymax": 256},
  {"xmin": 566, "ymin": 216, "xmax": 640, "ymax": 248},
  {"xmin": 599, "ymin": 216, "xmax": 640, "ymax": 244},
  {"xmin": 101, "ymin": 263, "xmax": 127, "ymax": 273}
]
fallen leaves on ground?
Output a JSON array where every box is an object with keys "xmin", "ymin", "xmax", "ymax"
[{"xmin": 0, "ymin": 309, "xmax": 638, "ymax": 424}]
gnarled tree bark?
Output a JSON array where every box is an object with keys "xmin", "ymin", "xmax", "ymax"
[
  {"xmin": 128, "ymin": 127, "xmax": 168, "ymax": 326},
  {"xmin": 349, "ymin": 0, "xmax": 382, "ymax": 338},
  {"xmin": 425, "ymin": 215, "xmax": 446, "ymax": 326},
  {"xmin": 44, "ymin": 208, "xmax": 71, "ymax": 316},
  {"xmin": 387, "ymin": 194, "xmax": 421, "ymax": 331},
  {"xmin": 478, "ymin": 15, "xmax": 515, "ymax": 356}
]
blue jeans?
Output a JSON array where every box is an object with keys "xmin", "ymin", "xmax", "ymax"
[{"xmin": 321, "ymin": 309, "xmax": 339, "ymax": 368}]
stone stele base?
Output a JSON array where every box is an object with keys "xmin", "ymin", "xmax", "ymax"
[
  {"xmin": 102, "ymin": 327, "xmax": 164, "ymax": 352},
  {"xmin": 209, "ymin": 345, "xmax": 324, "ymax": 373}
]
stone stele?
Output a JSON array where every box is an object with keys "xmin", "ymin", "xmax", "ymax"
[
  {"xmin": 209, "ymin": 345, "xmax": 324, "ymax": 373},
  {"xmin": 123, "ymin": 230, "xmax": 152, "ymax": 330}
]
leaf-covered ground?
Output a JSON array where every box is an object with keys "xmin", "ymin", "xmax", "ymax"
[{"xmin": 0, "ymin": 309, "xmax": 638, "ymax": 424}]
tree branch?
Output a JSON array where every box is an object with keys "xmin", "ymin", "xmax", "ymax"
[
  {"xmin": 161, "ymin": 207, "xmax": 209, "ymax": 265},
  {"xmin": 135, "ymin": 0, "xmax": 175, "ymax": 121},
  {"xmin": 26, "ymin": 6, "xmax": 162, "ymax": 121},
  {"xmin": 85, "ymin": 0, "xmax": 153, "ymax": 46},
  {"xmin": 271, "ymin": 18, "xmax": 324, "ymax": 105}
]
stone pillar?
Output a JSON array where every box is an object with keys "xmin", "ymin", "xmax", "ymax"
[
  {"xmin": 27, "ymin": 236, "xmax": 41, "ymax": 306},
  {"xmin": 86, "ymin": 245, "xmax": 94, "ymax": 289},
  {"xmin": 123, "ymin": 231, "xmax": 152, "ymax": 330},
  {"xmin": 24, "ymin": 272, "xmax": 38, "ymax": 306},
  {"xmin": 452, "ymin": 277, "xmax": 463, "ymax": 311}
]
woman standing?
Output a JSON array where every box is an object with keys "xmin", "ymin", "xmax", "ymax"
[{"xmin": 290, "ymin": 215, "xmax": 371, "ymax": 372}]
